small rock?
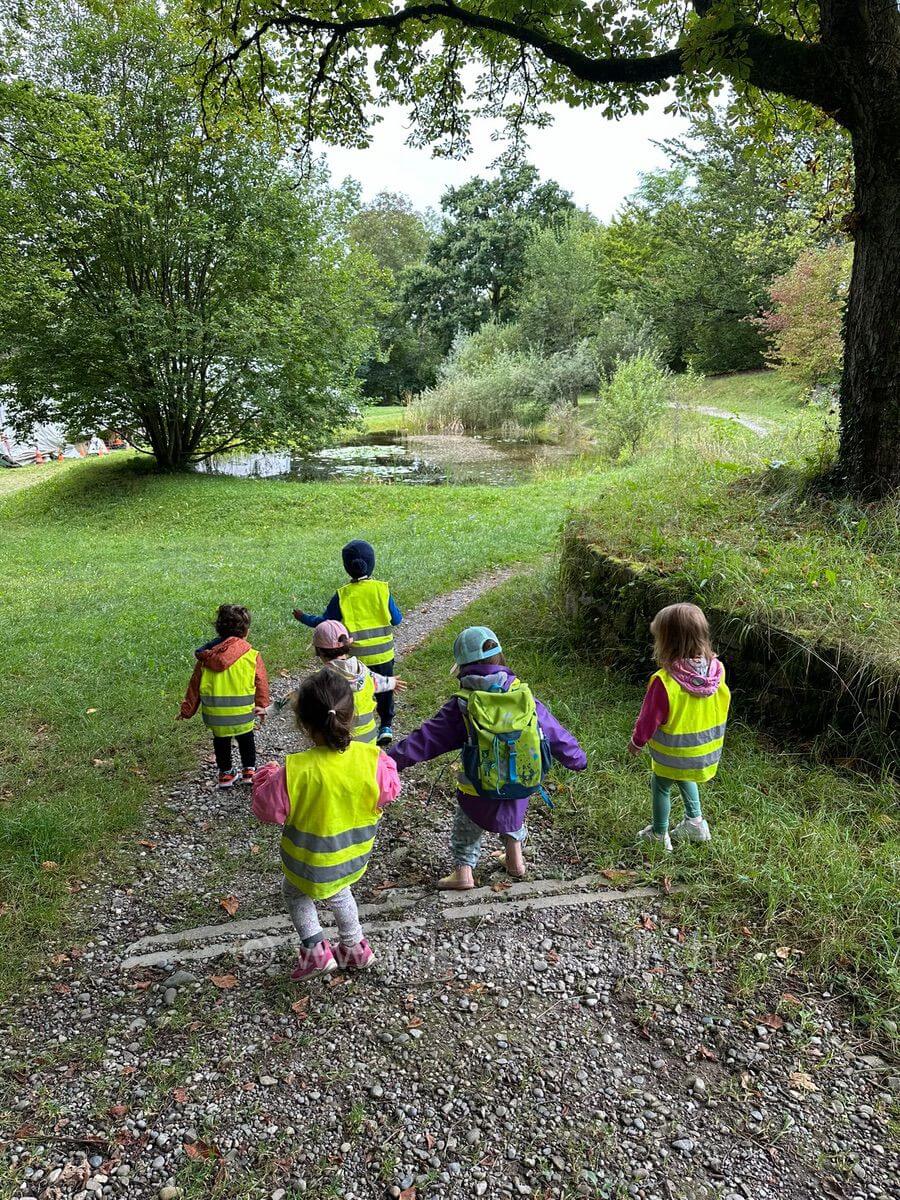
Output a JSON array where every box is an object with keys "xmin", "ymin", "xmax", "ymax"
[
  {"xmin": 259, "ymin": 1075, "xmax": 278, "ymax": 1087},
  {"xmin": 672, "ymin": 1138, "xmax": 695, "ymax": 1154},
  {"xmin": 159, "ymin": 1189, "xmax": 182, "ymax": 1200}
]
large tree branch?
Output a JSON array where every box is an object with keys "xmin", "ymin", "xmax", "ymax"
[{"xmin": 204, "ymin": 2, "xmax": 851, "ymax": 132}]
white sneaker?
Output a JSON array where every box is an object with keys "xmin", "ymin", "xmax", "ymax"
[
  {"xmin": 671, "ymin": 816, "xmax": 711, "ymax": 843},
  {"xmin": 637, "ymin": 825, "xmax": 673, "ymax": 852}
]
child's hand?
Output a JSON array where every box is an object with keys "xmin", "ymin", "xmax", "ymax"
[
  {"xmin": 393, "ymin": 678, "xmax": 409, "ymax": 692},
  {"xmin": 627, "ymin": 740, "xmax": 641, "ymax": 757},
  {"xmin": 292, "ymin": 608, "xmax": 305, "ymax": 622},
  {"xmin": 254, "ymin": 705, "xmax": 268, "ymax": 726}
]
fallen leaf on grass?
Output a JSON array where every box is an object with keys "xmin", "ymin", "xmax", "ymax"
[
  {"xmin": 425, "ymin": 1131, "xmax": 435, "ymax": 1150},
  {"xmin": 0, "ymin": 903, "xmax": 9, "ymax": 918},
  {"xmin": 464, "ymin": 981, "xmax": 486, "ymax": 996},
  {"xmin": 638, "ymin": 913, "xmax": 657, "ymax": 931},
  {"xmin": 91, "ymin": 759, "xmax": 113, "ymax": 768},
  {"xmin": 545, "ymin": 950, "xmax": 560, "ymax": 965},
  {"xmin": 249, "ymin": 844, "xmax": 260, "ymax": 855},
  {"xmin": 403, "ymin": 993, "xmax": 417, "ymax": 1011},
  {"xmin": 107, "ymin": 1104, "xmax": 128, "ymax": 1119},
  {"xmin": 291, "ymin": 997, "xmax": 310, "ymax": 1019},
  {"xmin": 775, "ymin": 945, "xmax": 793, "ymax": 960},
  {"xmin": 50, "ymin": 952, "xmax": 69, "ymax": 966},
  {"xmin": 120, "ymin": 1065, "xmax": 137, "ymax": 1077},
  {"xmin": 491, "ymin": 881, "xmax": 512, "ymax": 893},
  {"xmin": 760, "ymin": 1013, "xmax": 785, "ymax": 1030},
  {"xmin": 137, "ymin": 839, "xmax": 157, "ymax": 850},
  {"xmin": 210, "ymin": 973, "xmax": 238, "ymax": 990},
  {"xmin": 600, "ymin": 869, "xmax": 636, "ymax": 882},
  {"xmin": 54, "ymin": 982, "xmax": 71, "ymax": 995},
  {"xmin": 697, "ymin": 1044, "xmax": 718, "ymax": 1061},
  {"xmin": 371, "ymin": 880, "xmax": 399, "ymax": 894},
  {"xmin": 399, "ymin": 1188, "xmax": 416, "ymax": 1200},
  {"xmin": 86, "ymin": 708, "xmax": 98, "ymax": 714},
  {"xmin": 789, "ymin": 1070, "xmax": 817, "ymax": 1092},
  {"xmin": 407, "ymin": 1016, "xmax": 423, "ymax": 1029},
  {"xmin": 780, "ymin": 992, "xmax": 802, "ymax": 1007},
  {"xmin": 129, "ymin": 980, "xmax": 152, "ymax": 991},
  {"xmin": 740, "ymin": 926, "xmax": 753, "ymax": 938},
  {"xmin": 41, "ymin": 860, "xmax": 59, "ymax": 872},
  {"xmin": 219, "ymin": 895, "xmax": 239, "ymax": 916},
  {"xmin": 173, "ymin": 1087, "xmax": 189, "ymax": 1104},
  {"xmin": 184, "ymin": 1140, "xmax": 220, "ymax": 1161}
]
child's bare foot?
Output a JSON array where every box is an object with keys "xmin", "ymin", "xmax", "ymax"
[
  {"xmin": 503, "ymin": 836, "xmax": 526, "ymax": 879},
  {"xmin": 436, "ymin": 865, "xmax": 475, "ymax": 890}
]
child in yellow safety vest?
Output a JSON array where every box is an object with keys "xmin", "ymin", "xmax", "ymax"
[
  {"xmin": 252, "ymin": 670, "xmax": 401, "ymax": 981},
  {"xmin": 628, "ymin": 603, "xmax": 731, "ymax": 851},
  {"xmin": 312, "ymin": 620, "xmax": 407, "ymax": 743},
  {"xmin": 292, "ymin": 539, "xmax": 402, "ymax": 746},
  {"xmin": 179, "ymin": 604, "xmax": 270, "ymax": 790}
]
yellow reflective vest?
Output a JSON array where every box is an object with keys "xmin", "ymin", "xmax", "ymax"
[
  {"xmin": 647, "ymin": 668, "xmax": 731, "ymax": 783},
  {"xmin": 337, "ymin": 578, "xmax": 395, "ymax": 667},
  {"xmin": 200, "ymin": 649, "xmax": 257, "ymax": 738},
  {"xmin": 280, "ymin": 741, "xmax": 382, "ymax": 899},
  {"xmin": 352, "ymin": 669, "xmax": 378, "ymax": 743}
]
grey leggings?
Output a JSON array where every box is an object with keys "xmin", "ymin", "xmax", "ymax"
[{"xmin": 282, "ymin": 878, "xmax": 363, "ymax": 949}]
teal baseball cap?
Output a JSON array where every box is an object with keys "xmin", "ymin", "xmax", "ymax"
[{"xmin": 452, "ymin": 625, "xmax": 502, "ymax": 668}]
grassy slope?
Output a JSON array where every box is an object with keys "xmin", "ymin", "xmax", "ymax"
[
  {"xmin": 0, "ymin": 457, "xmax": 86, "ymax": 499},
  {"xmin": 681, "ymin": 370, "xmax": 806, "ymax": 420},
  {"xmin": 400, "ymin": 572, "xmax": 899, "ymax": 1024},
  {"xmin": 0, "ymin": 455, "xmax": 598, "ymax": 980},
  {"xmin": 569, "ymin": 418, "xmax": 899, "ymax": 666}
]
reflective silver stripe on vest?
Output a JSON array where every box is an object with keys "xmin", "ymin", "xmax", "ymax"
[
  {"xmin": 351, "ymin": 624, "xmax": 392, "ymax": 640},
  {"xmin": 355, "ymin": 725, "xmax": 379, "ymax": 743},
  {"xmin": 202, "ymin": 711, "xmax": 254, "ymax": 727},
  {"xmin": 354, "ymin": 711, "xmax": 376, "ymax": 727},
  {"xmin": 282, "ymin": 823, "xmax": 378, "ymax": 855},
  {"xmin": 649, "ymin": 746, "xmax": 722, "ymax": 771},
  {"xmin": 355, "ymin": 639, "xmax": 394, "ymax": 658},
  {"xmin": 199, "ymin": 694, "xmax": 255, "ymax": 708},
  {"xmin": 281, "ymin": 847, "xmax": 371, "ymax": 883},
  {"xmin": 651, "ymin": 723, "xmax": 727, "ymax": 749}
]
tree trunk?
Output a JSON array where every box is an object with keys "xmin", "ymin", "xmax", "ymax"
[{"xmin": 836, "ymin": 42, "xmax": 900, "ymax": 498}]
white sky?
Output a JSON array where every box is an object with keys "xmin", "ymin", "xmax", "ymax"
[{"xmin": 323, "ymin": 95, "xmax": 689, "ymax": 220}]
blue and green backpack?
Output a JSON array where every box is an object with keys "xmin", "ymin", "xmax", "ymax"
[{"xmin": 456, "ymin": 680, "xmax": 553, "ymax": 803}]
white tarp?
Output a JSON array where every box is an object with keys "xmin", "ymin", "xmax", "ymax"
[{"xmin": 0, "ymin": 404, "xmax": 92, "ymax": 465}]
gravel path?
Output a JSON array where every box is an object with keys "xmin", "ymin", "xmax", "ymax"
[
  {"xmin": 667, "ymin": 404, "xmax": 772, "ymax": 437},
  {"xmin": 1, "ymin": 571, "xmax": 897, "ymax": 1200}
]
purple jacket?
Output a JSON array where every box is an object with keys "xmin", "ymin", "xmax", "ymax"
[{"xmin": 388, "ymin": 663, "xmax": 587, "ymax": 833}]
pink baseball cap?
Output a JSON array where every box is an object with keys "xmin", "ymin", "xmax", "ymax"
[{"xmin": 312, "ymin": 620, "xmax": 353, "ymax": 651}]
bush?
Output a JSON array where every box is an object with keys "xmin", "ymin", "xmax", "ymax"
[
  {"xmin": 596, "ymin": 353, "xmax": 673, "ymax": 458},
  {"xmin": 537, "ymin": 340, "xmax": 600, "ymax": 406},
  {"xmin": 757, "ymin": 243, "xmax": 852, "ymax": 388}
]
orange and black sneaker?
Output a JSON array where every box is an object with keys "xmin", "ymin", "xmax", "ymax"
[
  {"xmin": 217, "ymin": 771, "xmax": 237, "ymax": 789},
  {"xmin": 241, "ymin": 767, "xmax": 256, "ymax": 785}
]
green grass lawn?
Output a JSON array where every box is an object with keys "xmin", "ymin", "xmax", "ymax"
[
  {"xmin": 361, "ymin": 404, "xmax": 407, "ymax": 433},
  {"xmin": 399, "ymin": 572, "xmax": 899, "ymax": 1028},
  {"xmin": 0, "ymin": 457, "xmax": 87, "ymax": 499},
  {"xmin": 0, "ymin": 454, "xmax": 600, "ymax": 984}
]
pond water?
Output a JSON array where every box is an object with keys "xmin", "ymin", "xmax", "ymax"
[{"xmin": 196, "ymin": 432, "xmax": 584, "ymax": 486}]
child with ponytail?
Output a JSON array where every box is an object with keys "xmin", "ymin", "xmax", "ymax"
[
  {"xmin": 252, "ymin": 670, "xmax": 401, "ymax": 981},
  {"xmin": 629, "ymin": 603, "xmax": 731, "ymax": 850}
]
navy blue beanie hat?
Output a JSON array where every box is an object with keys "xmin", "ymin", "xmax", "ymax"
[{"xmin": 342, "ymin": 539, "xmax": 375, "ymax": 579}]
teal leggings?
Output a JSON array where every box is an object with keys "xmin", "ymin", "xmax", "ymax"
[{"xmin": 651, "ymin": 775, "xmax": 702, "ymax": 835}]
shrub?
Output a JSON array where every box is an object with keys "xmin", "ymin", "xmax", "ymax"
[
  {"xmin": 596, "ymin": 353, "xmax": 673, "ymax": 458},
  {"xmin": 757, "ymin": 243, "xmax": 852, "ymax": 388},
  {"xmin": 537, "ymin": 341, "xmax": 600, "ymax": 406}
]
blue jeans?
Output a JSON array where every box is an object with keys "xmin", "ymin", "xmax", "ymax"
[
  {"xmin": 651, "ymin": 775, "xmax": 702, "ymax": 835},
  {"xmin": 450, "ymin": 805, "xmax": 526, "ymax": 869}
]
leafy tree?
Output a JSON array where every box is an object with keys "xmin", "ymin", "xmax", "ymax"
[
  {"xmin": 401, "ymin": 160, "xmax": 574, "ymax": 353},
  {"xmin": 597, "ymin": 353, "xmax": 673, "ymax": 459},
  {"xmin": 0, "ymin": 1, "xmax": 381, "ymax": 469},
  {"xmin": 518, "ymin": 214, "xmax": 613, "ymax": 355},
  {"xmin": 348, "ymin": 190, "xmax": 441, "ymax": 403},
  {"xmin": 758, "ymin": 244, "xmax": 852, "ymax": 388},
  {"xmin": 193, "ymin": 0, "xmax": 900, "ymax": 498}
]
